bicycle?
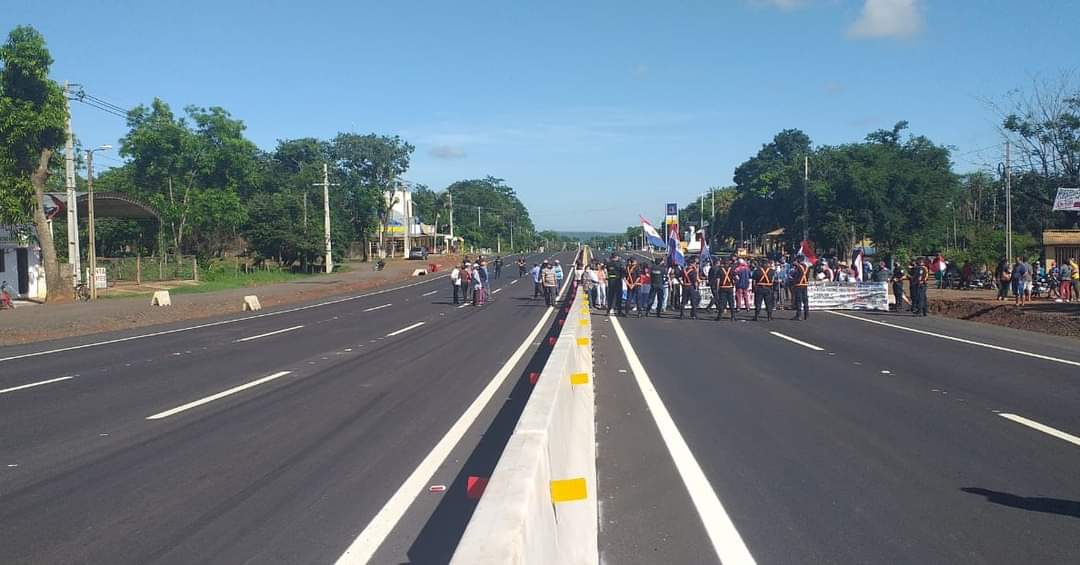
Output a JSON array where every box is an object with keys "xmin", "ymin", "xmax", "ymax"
[{"xmin": 74, "ymin": 281, "xmax": 91, "ymax": 301}]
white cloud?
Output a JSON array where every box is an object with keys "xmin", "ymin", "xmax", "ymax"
[
  {"xmin": 430, "ymin": 145, "xmax": 467, "ymax": 159},
  {"xmin": 847, "ymin": 0, "xmax": 923, "ymax": 39}
]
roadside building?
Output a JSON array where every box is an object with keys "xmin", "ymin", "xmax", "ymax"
[
  {"xmin": 1042, "ymin": 229, "xmax": 1080, "ymax": 269},
  {"xmin": 0, "ymin": 226, "xmax": 47, "ymax": 300}
]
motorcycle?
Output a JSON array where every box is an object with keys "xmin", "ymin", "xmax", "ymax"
[
  {"xmin": 373, "ymin": 259, "xmax": 386, "ymax": 272},
  {"xmin": 0, "ymin": 281, "xmax": 14, "ymax": 310}
]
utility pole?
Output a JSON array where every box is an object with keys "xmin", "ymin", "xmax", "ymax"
[
  {"xmin": 477, "ymin": 206, "xmax": 482, "ymax": 229},
  {"xmin": 401, "ymin": 180, "xmax": 412, "ymax": 255},
  {"xmin": 510, "ymin": 218, "xmax": 514, "ymax": 252},
  {"xmin": 63, "ymin": 81, "xmax": 81, "ymax": 285},
  {"xmin": 87, "ymin": 150, "xmax": 97, "ymax": 299},
  {"xmin": 448, "ymin": 192, "xmax": 455, "ymax": 251},
  {"xmin": 1005, "ymin": 141, "xmax": 1012, "ymax": 262},
  {"xmin": 312, "ymin": 163, "xmax": 338, "ymax": 273},
  {"xmin": 803, "ymin": 156, "xmax": 809, "ymax": 241}
]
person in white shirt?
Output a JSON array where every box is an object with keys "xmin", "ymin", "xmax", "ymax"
[{"xmin": 450, "ymin": 265, "xmax": 462, "ymax": 305}]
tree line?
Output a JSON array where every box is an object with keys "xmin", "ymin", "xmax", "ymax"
[
  {"xmin": 628, "ymin": 78, "xmax": 1079, "ymax": 268},
  {"xmin": 0, "ymin": 25, "xmax": 543, "ymax": 301}
]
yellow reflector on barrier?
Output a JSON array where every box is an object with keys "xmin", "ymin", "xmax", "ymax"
[
  {"xmin": 579, "ymin": 319, "xmax": 589, "ymax": 326},
  {"xmin": 570, "ymin": 372, "xmax": 589, "ymax": 385},
  {"xmin": 576, "ymin": 337, "xmax": 590, "ymax": 346},
  {"xmin": 550, "ymin": 478, "xmax": 588, "ymax": 502}
]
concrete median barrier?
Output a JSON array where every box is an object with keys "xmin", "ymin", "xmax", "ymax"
[{"xmin": 451, "ymin": 248, "xmax": 597, "ymax": 565}]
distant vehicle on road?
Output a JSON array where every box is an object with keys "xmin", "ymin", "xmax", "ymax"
[{"xmin": 408, "ymin": 247, "xmax": 429, "ymax": 260}]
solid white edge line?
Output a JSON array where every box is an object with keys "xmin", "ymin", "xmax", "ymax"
[
  {"xmin": 235, "ymin": 325, "xmax": 304, "ymax": 343},
  {"xmin": 363, "ymin": 304, "xmax": 392, "ymax": 313},
  {"xmin": 333, "ymin": 261, "xmax": 577, "ymax": 565},
  {"xmin": 1, "ymin": 252, "xmax": 571, "ymax": 364},
  {"xmin": 999, "ymin": 413, "xmax": 1080, "ymax": 448},
  {"xmin": 0, "ymin": 376, "xmax": 74, "ymax": 395},
  {"xmin": 0, "ymin": 274, "xmax": 451, "ymax": 364},
  {"xmin": 146, "ymin": 370, "xmax": 292, "ymax": 420},
  {"xmin": 386, "ymin": 322, "xmax": 425, "ymax": 337},
  {"xmin": 610, "ymin": 316, "xmax": 757, "ymax": 565},
  {"xmin": 768, "ymin": 331, "xmax": 824, "ymax": 351},
  {"xmin": 422, "ymin": 290, "xmax": 438, "ymax": 297},
  {"xmin": 827, "ymin": 311, "xmax": 1080, "ymax": 367}
]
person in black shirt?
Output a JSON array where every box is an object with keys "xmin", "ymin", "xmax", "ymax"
[
  {"xmin": 679, "ymin": 256, "xmax": 701, "ymax": 319},
  {"xmin": 605, "ymin": 253, "xmax": 624, "ymax": 316},
  {"xmin": 790, "ymin": 260, "xmax": 810, "ymax": 320},
  {"xmin": 891, "ymin": 264, "xmax": 907, "ymax": 311},
  {"xmin": 493, "ymin": 256, "xmax": 503, "ymax": 279},
  {"xmin": 909, "ymin": 258, "xmax": 929, "ymax": 316},
  {"xmin": 752, "ymin": 259, "xmax": 776, "ymax": 321},
  {"xmin": 713, "ymin": 258, "xmax": 736, "ymax": 321},
  {"xmin": 647, "ymin": 258, "xmax": 668, "ymax": 318}
]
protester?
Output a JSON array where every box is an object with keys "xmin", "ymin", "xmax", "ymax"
[
  {"xmin": 1071, "ymin": 257, "xmax": 1080, "ymax": 302},
  {"xmin": 1058, "ymin": 260, "xmax": 1073, "ymax": 301},
  {"xmin": 891, "ymin": 262, "xmax": 907, "ymax": 311},
  {"xmin": 714, "ymin": 258, "xmax": 737, "ymax": 321},
  {"xmin": 735, "ymin": 259, "xmax": 752, "ymax": 311},
  {"xmin": 910, "ymin": 257, "xmax": 930, "ymax": 316},
  {"xmin": 596, "ymin": 263, "xmax": 608, "ymax": 309},
  {"xmin": 517, "ymin": 257, "xmax": 527, "ymax": 277},
  {"xmin": 554, "ymin": 260, "xmax": 564, "ymax": 287},
  {"xmin": 541, "ymin": 261, "xmax": 557, "ymax": 306},
  {"xmin": 1014, "ymin": 256, "xmax": 1031, "ymax": 307},
  {"xmin": 637, "ymin": 262, "xmax": 652, "ymax": 317},
  {"xmin": 752, "ymin": 259, "xmax": 776, "ymax": 321},
  {"xmin": 647, "ymin": 257, "xmax": 667, "ymax": 317},
  {"xmin": 995, "ymin": 258, "xmax": 1011, "ymax": 301},
  {"xmin": 679, "ymin": 256, "xmax": 701, "ymax": 319},
  {"xmin": 531, "ymin": 262, "xmax": 542, "ymax": 299},
  {"xmin": 450, "ymin": 263, "xmax": 462, "ymax": 305},
  {"xmin": 605, "ymin": 253, "xmax": 623, "ymax": 316},
  {"xmin": 623, "ymin": 258, "xmax": 640, "ymax": 317},
  {"xmin": 475, "ymin": 260, "xmax": 489, "ymax": 305}
]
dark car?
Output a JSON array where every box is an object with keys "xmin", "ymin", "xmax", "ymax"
[{"xmin": 408, "ymin": 247, "xmax": 429, "ymax": 260}]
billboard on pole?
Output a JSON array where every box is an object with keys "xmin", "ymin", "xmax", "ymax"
[{"xmin": 1052, "ymin": 188, "xmax": 1080, "ymax": 211}]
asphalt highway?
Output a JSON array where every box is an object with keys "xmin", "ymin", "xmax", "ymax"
[
  {"xmin": 0, "ymin": 251, "xmax": 575, "ymax": 565},
  {"xmin": 595, "ymin": 303, "xmax": 1080, "ymax": 564}
]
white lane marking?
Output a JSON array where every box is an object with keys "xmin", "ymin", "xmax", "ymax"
[
  {"xmin": 386, "ymin": 322, "xmax": 425, "ymax": 337},
  {"xmin": 510, "ymin": 279, "xmax": 518, "ymax": 285},
  {"xmin": 769, "ymin": 331, "xmax": 824, "ymax": 351},
  {"xmin": 234, "ymin": 325, "xmax": 304, "ymax": 343},
  {"xmin": 363, "ymin": 304, "xmax": 392, "ymax": 312},
  {"xmin": 422, "ymin": 290, "xmax": 438, "ymax": 297},
  {"xmin": 0, "ymin": 376, "xmax": 74, "ymax": 395},
  {"xmin": 827, "ymin": 311, "xmax": 1080, "ymax": 368},
  {"xmin": 0, "ymin": 274, "xmax": 450, "ymax": 364},
  {"xmin": 610, "ymin": 317, "xmax": 756, "ymax": 565},
  {"xmin": 457, "ymin": 304, "xmax": 468, "ymax": 309},
  {"xmin": 999, "ymin": 413, "xmax": 1080, "ymax": 448},
  {"xmin": 146, "ymin": 371, "xmax": 292, "ymax": 420},
  {"xmin": 334, "ymin": 260, "xmax": 576, "ymax": 565},
  {"xmin": 492, "ymin": 288, "xmax": 502, "ymax": 294}
]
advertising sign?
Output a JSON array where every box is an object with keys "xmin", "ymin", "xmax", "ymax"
[
  {"xmin": 94, "ymin": 267, "xmax": 107, "ymax": 290},
  {"xmin": 807, "ymin": 282, "xmax": 888, "ymax": 311},
  {"xmin": 1052, "ymin": 188, "xmax": 1080, "ymax": 211}
]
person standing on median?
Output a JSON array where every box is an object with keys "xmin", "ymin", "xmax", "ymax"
[
  {"xmin": 541, "ymin": 261, "xmax": 558, "ymax": 306},
  {"xmin": 450, "ymin": 263, "xmax": 462, "ymax": 305}
]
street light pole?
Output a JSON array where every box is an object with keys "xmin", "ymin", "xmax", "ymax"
[{"xmin": 312, "ymin": 163, "xmax": 339, "ymax": 273}]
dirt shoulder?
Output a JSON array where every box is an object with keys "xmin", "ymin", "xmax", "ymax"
[
  {"xmin": 926, "ymin": 287, "xmax": 1080, "ymax": 339},
  {"xmin": 1, "ymin": 256, "xmax": 459, "ymax": 346}
]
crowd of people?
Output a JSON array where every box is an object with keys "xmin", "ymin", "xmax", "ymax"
[
  {"xmin": 577, "ymin": 252, "xmax": 937, "ymax": 320},
  {"xmin": 994, "ymin": 256, "xmax": 1080, "ymax": 307}
]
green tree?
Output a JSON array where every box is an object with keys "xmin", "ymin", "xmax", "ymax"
[
  {"xmin": 0, "ymin": 26, "xmax": 70, "ymax": 300},
  {"xmin": 446, "ymin": 176, "xmax": 537, "ymax": 252}
]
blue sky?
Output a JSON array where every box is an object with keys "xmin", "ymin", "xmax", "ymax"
[{"xmin": 5, "ymin": 0, "xmax": 1078, "ymax": 231}]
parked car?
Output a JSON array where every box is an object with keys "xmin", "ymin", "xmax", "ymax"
[{"xmin": 408, "ymin": 247, "xmax": 428, "ymax": 260}]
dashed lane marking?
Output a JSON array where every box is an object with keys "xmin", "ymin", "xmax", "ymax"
[
  {"xmin": 0, "ymin": 376, "xmax": 74, "ymax": 396},
  {"xmin": 769, "ymin": 331, "xmax": 824, "ymax": 351},
  {"xmin": 386, "ymin": 322, "xmax": 425, "ymax": 337},
  {"xmin": 234, "ymin": 325, "xmax": 304, "ymax": 343},
  {"xmin": 363, "ymin": 304, "xmax": 392, "ymax": 312},
  {"xmin": 999, "ymin": 413, "xmax": 1080, "ymax": 448},
  {"xmin": 146, "ymin": 371, "xmax": 292, "ymax": 420}
]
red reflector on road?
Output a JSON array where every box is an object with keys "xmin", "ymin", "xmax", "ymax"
[
  {"xmin": 429, "ymin": 484, "xmax": 447, "ymax": 493},
  {"xmin": 529, "ymin": 372, "xmax": 540, "ymax": 384},
  {"xmin": 467, "ymin": 476, "xmax": 489, "ymax": 500}
]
